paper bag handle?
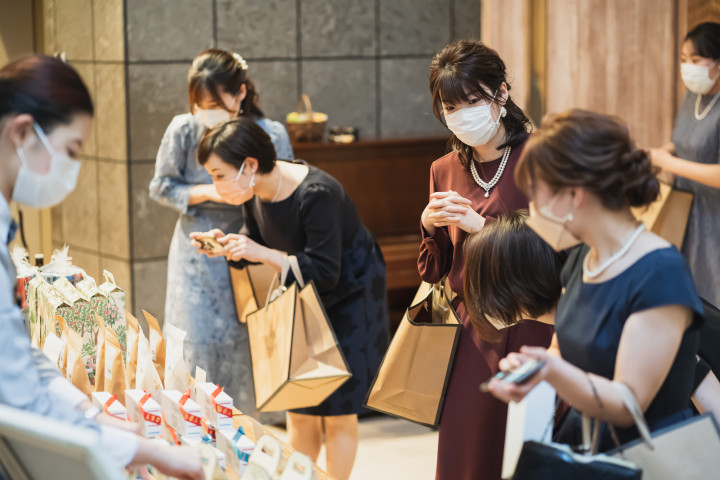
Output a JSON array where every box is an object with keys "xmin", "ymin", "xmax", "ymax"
[
  {"xmin": 103, "ymin": 269, "xmax": 116, "ymax": 286},
  {"xmin": 612, "ymin": 382, "xmax": 655, "ymax": 449},
  {"xmin": 263, "ymin": 256, "xmax": 305, "ymax": 306}
]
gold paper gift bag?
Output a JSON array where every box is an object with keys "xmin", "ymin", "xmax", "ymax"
[
  {"xmin": 229, "ymin": 263, "xmax": 276, "ymax": 323},
  {"xmin": 364, "ymin": 280, "xmax": 461, "ymax": 427},
  {"xmin": 246, "ymin": 257, "xmax": 351, "ymax": 412},
  {"xmin": 632, "ymin": 182, "xmax": 693, "ymax": 249}
]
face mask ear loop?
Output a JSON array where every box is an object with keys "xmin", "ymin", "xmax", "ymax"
[
  {"xmin": 235, "ymin": 161, "xmax": 245, "ymax": 181},
  {"xmin": 33, "ymin": 123, "xmax": 56, "ymax": 156}
]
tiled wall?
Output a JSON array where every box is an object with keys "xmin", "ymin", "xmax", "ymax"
[
  {"xmin": 46, "ymin": 0, "xmax": 480, "ymax": 321},
  {"xmin": 44, "ymin": 0, "xmax": 133, "ymax": 308}
]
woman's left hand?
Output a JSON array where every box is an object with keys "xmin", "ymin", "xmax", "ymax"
[
  {"xmin": 427, "ymin": 191, "xmax": 485, "ymax": 233},
  {"xmin": 487, "ymin": 346, "xmax": 555, "ymax": 403},
  {"xmin": 220, "ymin": 234, "xmax": 267, "ymax": 263},
  {"xmin": 428, "ymin": 203, "xmax": 486, "ymax": 233}
]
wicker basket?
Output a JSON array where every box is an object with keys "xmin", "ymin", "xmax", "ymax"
[{"xmin": 285, "ymin": 94, "xmax": 328, "ymax": 142}]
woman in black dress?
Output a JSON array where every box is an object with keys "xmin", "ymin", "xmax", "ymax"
[
  {"xmin": 190, "ymin": 118, "xmax": 389, "ymax": 480},
  {"xmin": 488, "ymin": 109, "xmax": 704, "ymax": 450}
]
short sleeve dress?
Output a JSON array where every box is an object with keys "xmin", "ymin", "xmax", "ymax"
[
  {"xmin": 671, "ymin": 92, "xmax": 720, "ymax": 308},
  {"xmin": 554, "ymin": 245, "xmax": 704, "ymax": 450},
  {"xmin": 232, "ymin": 161, "xmax": 391, "ymax": 415}
]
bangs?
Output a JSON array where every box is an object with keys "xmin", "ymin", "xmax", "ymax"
[
  {"xmin": 433, "ymin": 70, "xmax": 493, "ymax": 107},
  {"xmin": 188, "ymin": 74, "xmax": 229, "ymax": 113}
]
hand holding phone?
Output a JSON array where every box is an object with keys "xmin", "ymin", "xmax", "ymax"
[
  {"xmin": 197, "ymin": 236, "xmax": 224, "ymax": 254},
  {"xmin": 479, "ymin": 358, "xmax": 545, "ymax": 393}
]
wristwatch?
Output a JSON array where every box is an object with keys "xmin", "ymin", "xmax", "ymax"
[{"xmin": 83, "ymin": 405, "xmax": 101, "ymax": 421}]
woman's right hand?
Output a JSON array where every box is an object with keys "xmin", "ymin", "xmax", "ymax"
[
  {"xmin": 189, "ymin": 229, "xmax": 227, "ymax": 257},
  {"xmin": 421, "ymin": 190, "xmax": 474, "ymax": 236}
]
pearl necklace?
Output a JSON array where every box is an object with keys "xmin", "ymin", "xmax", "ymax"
[
  {"xmin": 583, "ymin": 223, "xmax": 645, "ymax": 279},
  {"xmin": 469, "ymin": 146, "xmax": 511, "ymax": 198},
  {"xmin": 694, "ymin": 91, "xmax": 720, "ymax": 120}
]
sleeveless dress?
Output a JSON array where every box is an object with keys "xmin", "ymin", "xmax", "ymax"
[
  {"xmin": 149, "ymin": 113, "xmax": 293, "ymax": 421},
  {"xmin": 553, "ymin": 245, "xmax": 704, "ymax": 450},
  {"xmin": 232, "ymin": 161, "xmax": 391, "ymax": 415},
  {"xmin": 418, "ymin": 143, "xmax": 555, "ymax": 480}
]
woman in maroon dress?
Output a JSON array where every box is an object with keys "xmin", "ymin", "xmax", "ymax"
[{"xmin": 419, "ymin": 40, "xmax": 554, "ymax": 480}]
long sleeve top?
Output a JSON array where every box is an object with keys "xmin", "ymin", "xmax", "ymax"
[
  {"xmin": 418, "ymin": 144, "xmax": 529, "ymax": 296},
  {"xmin": 0, "ymin": 195, "xmax": 137, "ymax": 469}
]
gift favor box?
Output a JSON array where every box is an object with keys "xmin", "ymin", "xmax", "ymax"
[
  {"xmin": 98, "ymin": 271, "xmax": 127, "ymax": 351},
  {"xmin": 217, "ymin": 427, "xmax": 255, "ymax": 476},
  {"xmin": 92, "ymin": 392, "xmax": 127, "ymax": 421},
  {"xmin": 126, "ymin": 389, "xmax": 162, "ymax": 438},
  {"xmin": 161, "ymin": 390, "xmax": 203, "ymax": 439},
  {"xmin": 197, "ymin": 383, "xmax": 234, "ymax": 430},
  {"xmin": 53, "ymin": 278, "xmax": 99, "ymax": 379}
]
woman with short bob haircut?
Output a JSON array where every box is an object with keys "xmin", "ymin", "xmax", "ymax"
[
  {"xmin": 489, "ymin": 109, "xmax": 704, "ymax": 452},
  {"xmin": 149, "ymin": 49, "xmax": 293, "ymax": 420},
  {"xmin": 190, "ymin": 118, "xmax": 389, "ymax": 480},
  {"xmin": 463, "ymin": 211, "xmax": 563, "ymax": 343}
]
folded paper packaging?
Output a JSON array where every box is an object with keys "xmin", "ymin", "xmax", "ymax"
[
  {"xmin": 91, "ymin": 392, "xmax": 127, "ymax": 421},
  {"xmin": 161, "ymin": 390, "xmax": 203, "ymax": 439},
  {"xmin": 197, "ymin": 383, "xmax": 234, "ymax": 430},
  {"xmin": 217, "ymin": 427, "xmax": 256, "ymax": 475},
  {"xmin": 125, "ymin": 389, "xmax": 162, "ymax": 438}
]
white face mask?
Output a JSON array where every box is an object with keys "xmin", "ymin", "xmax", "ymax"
[
  {"xmin": 12, "ymin": 123, "xmax": 81, "ymax": 209},
  {"xmin": 681, "ymin": 61, "xmax": 719, "ymax": 95},
  {"xmin": 444, "ymin": 93, "xmax": 506, "ymax": 147},
  {"xmin": 195, "ymin": 107, "xmax": 232, "ymax": 129}
]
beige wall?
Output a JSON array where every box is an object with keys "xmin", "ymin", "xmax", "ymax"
[
  {"xmin": 483, "ymin": 0, "xmax": 683, "ymax": 148},
  {"xmin": 1, "ymin": 0, "xmax": 54, "ymax": 262}
]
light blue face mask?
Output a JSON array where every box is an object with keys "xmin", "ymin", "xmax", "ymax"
[{"xmin": 12, "ymin": 123, "xmax": 81, "ymax": 208}]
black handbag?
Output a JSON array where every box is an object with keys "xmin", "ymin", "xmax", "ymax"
[
  {"xmin": 511, "ymin": 386, "xmax": 641, "ymax": 480},
  {"xmin": 511, "ymin": 439, "xmax": 641, "ymax": 480}
]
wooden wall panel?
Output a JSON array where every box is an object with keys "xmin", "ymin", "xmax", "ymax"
[
  {"xmin": 481, "ymin": 0, "xmax": 531, "ymax": 111},
  {"xmin": 545, "ymin": 0, "xmax": 676, "ymax": 148}
]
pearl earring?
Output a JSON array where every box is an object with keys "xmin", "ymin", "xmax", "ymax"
[{"xmin": 500, "ymin": 106, "xmax": 507, "ymax": 118}]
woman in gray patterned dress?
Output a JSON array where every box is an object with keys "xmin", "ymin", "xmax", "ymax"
[
  {"xmin": 149, "ymin": 49, "xmax": 293, "ymax": 421},
  {"xmin": 650, "ymin": 22, "xmax": 720, "ymax": 308}
]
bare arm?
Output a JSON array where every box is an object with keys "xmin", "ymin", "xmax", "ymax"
[
  {"xmin": 650, "ymin": 148, "xmax": 720, "ymax": 189},
  {"xmin": 490, "ymin": 304, "xmax": 692, "ymax": 427}
]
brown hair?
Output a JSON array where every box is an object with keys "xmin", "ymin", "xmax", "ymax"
[
  {"xmin": 188, "ymin": 49, "xmax": 264, "ymax": 118},
  {"xmin": 463, "ymin": 211, "xmax": 565, "ymax": 342},
  {"xmin": 515, "ymin": 109, "xmax": 660, "ymax": 210},
  {"xmin": 0, "ymin": 55, "xmax": 93, "ymax": 131},
  {"xmin": 429, "ymin": 40, "xmax": 532, "ymax": 168},
  {"xmin": 197, "ymin": 117, "xmax": 276, "ymax": 173}
]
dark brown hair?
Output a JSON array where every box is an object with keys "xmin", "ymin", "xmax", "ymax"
[
  {"xmin": 429, "ymin": 40, "xmax": 532, "ymax": 168},
  {"xmin": 0, "ymin": 55, "xmax": 93, "ymax": 131},
  {"xmin": 197, "ymin": 118, "xmax": 276, "ymax": 173},
  {"xmin": 515, "ymin": 109, "xmax": 660, "ymax": 210},
  {"xmin": 188, "ymin": 49, "xmax": 264, "ymax": 118},
  {"xmin": 463, "ymin": 211, "xmax": 564, "ymax": 342},
  {"xmin": 685, "ymin": 22, "xmax": 720, "ymax": 60}
]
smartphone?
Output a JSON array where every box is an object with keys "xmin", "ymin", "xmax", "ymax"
[
  {"xmin": 479, "ymin": 359, "xmax": 545, "ymax": 392},
  {"xmin": 197, "ymin": 236, "xmax": 224, "ymax": 254}
]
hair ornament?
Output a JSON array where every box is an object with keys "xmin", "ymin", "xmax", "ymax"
[{"xmin": 232, "ymin": 53, "xmax": 248, "ymax": 71}]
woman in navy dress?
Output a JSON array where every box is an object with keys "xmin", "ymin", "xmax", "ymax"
[
  {"xmin": 190, "ymin": 118, "xmax": 389, "ymax": 480},
  {"xmin": 489, "ymin": 109, "xmax": 704, "ymax": 451}
]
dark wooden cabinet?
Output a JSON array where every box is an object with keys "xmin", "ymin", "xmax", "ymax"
[{"xmin": 293, "ymin": 137, "xmax": 450, "ymax": 328}]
